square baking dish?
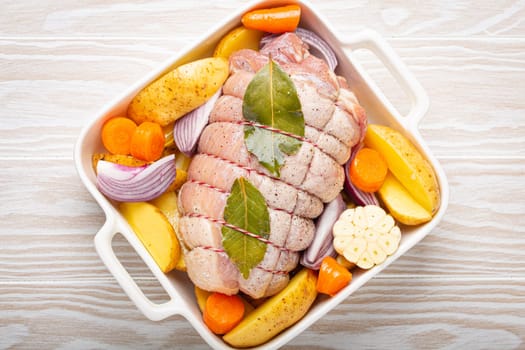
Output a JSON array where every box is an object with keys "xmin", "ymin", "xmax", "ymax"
[{"xmin": 74, "ymin": 0, "xmax": 449, "ymax": 348}]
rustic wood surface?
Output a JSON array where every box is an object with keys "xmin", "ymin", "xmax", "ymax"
[{"xmin": 1, "ymin": 0, "xmax": 524, "ymax": 349}]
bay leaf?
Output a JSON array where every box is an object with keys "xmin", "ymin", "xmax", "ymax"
[
  {"xmin": 222, "ymin": 177, "xmax": 270, "ymax": 279},
  {"xmin": 243, "ymin": 59, "xmax": 304, "ymax": 176}
]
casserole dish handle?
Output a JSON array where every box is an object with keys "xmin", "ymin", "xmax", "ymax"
[
  {"xmin": 94, "ymin": 216, "xmax": 183, "ymax": 321},
  {"xmin": 340, "ymin": 29, "xmax": 429, "ymax": 128}
]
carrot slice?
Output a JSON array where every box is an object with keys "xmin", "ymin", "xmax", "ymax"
[
  {"xmin": 349, "ymin": 147, "xmax": 388, "ymax": 193},
  {"xmin": 101, "ymin": 117, "xmax": 137, "ymax": 155},
  {"xmin": 203, "ymin": 292, "xmax": 245, "ymax": 335},
  {"xmin": 130, "ymin": 121, "xmax": 165, "ymax": 162},
  {"xmin": 241, "ymin": 5, "xmax": 301, "ymax": 34},
  {"xmin": 316, "ymin": 256, "xmax": 352, "ymax": 297}
]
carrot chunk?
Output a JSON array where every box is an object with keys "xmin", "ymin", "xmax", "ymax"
[
  {"xmin": 203, "ymin": 292, "xmax": 245, "ymax": 335},
  {"xmin": 130, "ymin": 121, "xmax": 165, "ymax": 162},
  {"xmin": 241, "ymin": 5, "xmax": 301, "ymax": 34},
  {"xmin": 349, "ymin": 147, "xmax": 388, "ymax": 193},
  {"xmin": 101, "ymin": 117, "xmax": 137, "ymax": 155}
]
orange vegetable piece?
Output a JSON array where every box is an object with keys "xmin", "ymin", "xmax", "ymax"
[
  {"xmin": 130, "ymin": 121, "xmax": 165, "ymax": 162},
  {"xmin": 349, "ymin": 147, "xmax": 388, "ymax": 193},
  {"xmin": 101, "ymin": 117, "xmax": 137, "ymax": 155},
  {"xmin": 316, "ymin": 256, "xmax": 352, "ymax": 297},
  {"xmin": 203, "ymin": 292, "xmax": 245, "ymax": 335},
  {"xmin": 241, "ymin": 5, "xmax": 301, "ymax": 34}
]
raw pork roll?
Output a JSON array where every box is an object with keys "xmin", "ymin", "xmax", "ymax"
[{"xmin": 178, "ymin": 32, "xmax": 366, "ymax": 299}]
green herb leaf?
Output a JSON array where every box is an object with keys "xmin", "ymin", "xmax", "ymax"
[
  {"xmin": 243, "ymin": 59, "xmax": 304, "ymax": 176},
  {"xmin": 222, "ymin": 177, "xmax": 270, "ymax": 279}
]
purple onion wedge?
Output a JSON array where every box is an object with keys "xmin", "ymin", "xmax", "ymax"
[
  {"xmin": 96, "ymin": 154, "xmax": 176, "ymax": 202},
  {"xmin": 301, "ymin": 194, "xmax": 346, "ymax": 270},
  {"xmin": 173, "ymin": 88, "xmax": 222, "ymax": 157}
]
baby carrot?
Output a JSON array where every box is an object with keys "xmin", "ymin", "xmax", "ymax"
[
  {"xmin": 203, "ymin": 292, "xmax": 245, "ymax": 335},
  {"xmin": 241, "ymin": 5, "xmax": 301, "ymax": 34},
  {"xmin": 101, "ymin": 117, "xmax": 137, "ymax": 155},
  {"xmin": 316, "ymin": 256, "xmax": 352, "ymax": 297},
  {"xmin": 130, "ymin": 121, "xmax": 165, "ymax": 162},
  {"xmin": 349, "ymin": 147, "xmax": 388, "ymax": 193}
]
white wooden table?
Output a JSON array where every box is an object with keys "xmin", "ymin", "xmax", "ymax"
[{"xmin": 1, "ymin": 1, "xmax": 524, "ymax": 349}]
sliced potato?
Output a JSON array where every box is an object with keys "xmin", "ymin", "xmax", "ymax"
[
  {"xmin": 165, "ymin": 168, "xmax": 188, "ymax": 193},
  {"xmin": 213, "ymin": 26, "xmax": 264, "ymax": 58},
  {"xmin": 149, "ymin": 191, "xmax": 187, "ymax": 271},
  {"xmin": 223, "ymin": 268, "xmax": 317, "ymax": 348},
  {"xmin": 364, "ymin": 124, "xmax": 440, "ymax": 214},
  {"xmin": 120, "ymin": 202, "xmax": 180, "ymax": 273},
  {"xmin": 127, "ymin": 57, "xmax": 229, "ymax": 126},
  {"xmin": 92, "ymin": 153, "xmax": 148, "ymax": 173},
  {"xmin": 194, "ymin": 286, "xmax": 211, "ymax": 313},
  {"xmin": 378, "ymin": 172, "xmax": 432, "ymax": 225}
]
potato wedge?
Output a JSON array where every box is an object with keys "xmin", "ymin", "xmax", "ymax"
[
  {"xmin": 164, "ymin": 168, "xmax": 188, "ymax": 193},
  {"xmin": 213, "ymin": 26, "xmax": 264, "ymax": 58},
  {"xmin": 127, "ymin": 57, "xmax": 229, "ymax": 126},
  {"xmin": 92, "ymin": 153, "xmax": 147, "ymax": 173},
  {"xmin": 194, "ymin": 286, "xmax": 211, "ymax": 313},
  {"xmin": 364, "ymin": 124, "xmax": 440, "ymax": 214},
  {"xmin": 223, "ymin": 268, "xmax": 317, "ymax": 348},
  {"xmin": 378, "ymin": 172, "xmax": 432, "ymax": 225},
  {"xmin": 149, "ymin": 191, "xmax": 187, "ymax": 271},
  {"xmin": 120, "ymin": 202, "xmax": 180, "ymax": 273}
]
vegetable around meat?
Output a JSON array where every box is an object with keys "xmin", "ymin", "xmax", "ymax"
[
  {"xmin": 195, "ymin": 286, "xmax": 255, "ymax": 316},
  {"xmin": 204, "ymin": 292, "xmax": 245, "ymax": 335},
  {"xmin": 96, "ymin": 154, "xmax": 176, "ymax": 202},
  {"xmin": 127, "ymin": 57, "xmax": 229, "ymax": 127},
  {"xmin": 317, "ymin": 256, "xmax": 352, "ymax": 297},
  {"xmin": 378, "ymin": 172, "xmax": 432, "ymax": 225},
  {"xmin": 333, "ymin": 205, "xmax": 401, "ymax": 269},
  {"xmin": 223, "ymin": 268, "xmax": 318, "ymax": 348},
  {"xmin": 301, "ymin": 194, "xmax": 346, "ymax": 270},
  {"xmin": 130, "ymin": 121, "xmax": 165, "ymax": 162},
  {"xmin": 214, "ymin": 26, "xmax": 264, "ymax": 58},
  {"xmin": 92, "ymin": 153, "xmax": 148, "ymax": 173},
  {"xmin": 344, "ymin": 145, "xmax": 381, "ymax": 206},
  {"xmin": 173, "ymin": 88, "xmax": 221, "ymax": 157},
  {"xmin": 349, "ymin": 147, "xmax": 388, "ymax": 193},
  {"xmin": 101, "ymin": 117, "xmax": 137, "ymax": 155},
  {"xmin": 364, "ymin": 124, "xmax": 440, "ymax": 214},
  {"xmin": 120, "ymin": 201, "xmax": 181, "ymax": 273},
  {"xmin": 149, "ymin": 191, "xmax": 187, "ymax": 271},
  {"xmin": 241, "ymin": 5, "xmax": 301, "ymax": 34}
]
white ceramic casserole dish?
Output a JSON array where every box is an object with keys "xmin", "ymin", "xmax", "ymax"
[{"xmin": 74, "ymin": 0, "xmax": 449, "ymax": 348}]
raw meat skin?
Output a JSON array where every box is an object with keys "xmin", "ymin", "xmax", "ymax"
[{"xmin": 178, "ymin": 33, "xmax": 366, "ymax": 298}]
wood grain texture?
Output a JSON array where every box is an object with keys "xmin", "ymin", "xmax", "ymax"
[
  {"xmin": 1, "ymin": 0, "xmax": 524, "ymax": 37},
  {"xmin": 1, "ymin": 278, "xmax": 523, "ymax": 349},
  {"xmin": 1, "ymin": 1, "xmax": 524, "ymax": 349}
]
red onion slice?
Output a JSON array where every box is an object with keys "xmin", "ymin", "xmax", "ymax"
[
  {"xmin": 96, "ymin": 154, "xmax": 176, "ymax": 202},
  {"xmin": 173, "ymin": 88, "xmax": 222, "ymax": 157},
  {"xmin": 301, "ymin": 194, "xmax": 346, "ymax": 270},
  {"xmin": 344, "ymin": 144, "xmax": 380, "ymax": 206},
  {"xmin": 295, "ymin": 28, "xmax": 338, "ymax": 71}
]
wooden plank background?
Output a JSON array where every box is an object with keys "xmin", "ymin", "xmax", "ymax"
[{"xmin": 1, "ymin": 0, "xmax": 524, "ymax": 349}]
